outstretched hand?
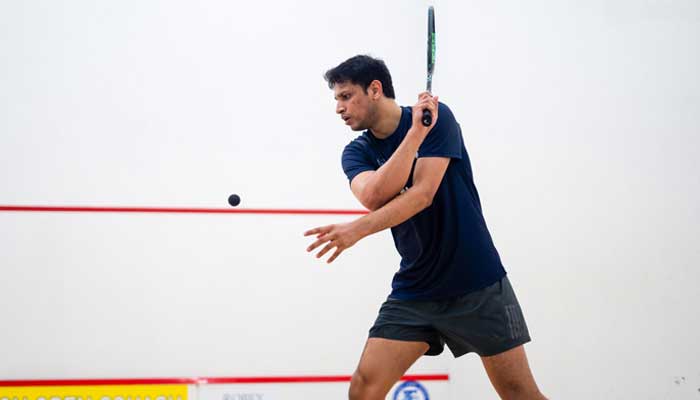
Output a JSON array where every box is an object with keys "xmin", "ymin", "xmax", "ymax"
[{"xmin": 304, "ymin": 222, "xmax": 363, "ymax": 264}]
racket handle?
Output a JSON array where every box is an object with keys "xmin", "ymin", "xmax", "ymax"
[{"xmin": 421, "ymin": 109, "xmax": 432, "ymax": 127}]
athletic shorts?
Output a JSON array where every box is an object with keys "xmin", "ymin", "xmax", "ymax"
[{"xmin": 368, "ymin": 276, "xmax": 531, "ymax": 357}]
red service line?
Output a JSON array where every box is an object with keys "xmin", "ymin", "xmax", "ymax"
[
  {"xmin": 0, "ymin": 375, "xmax": 448, "ymax": 387},
  {"xmin": 200, "ymin": 374, "xmax": 449, "ymax": 384},
  {"xmin": 0, "ymin": 205, "xmax": 368, "ymax": 216}
]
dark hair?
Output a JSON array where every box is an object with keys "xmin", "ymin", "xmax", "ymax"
[{"xmin": 324, "ymin": 55, "xmax": 396, "ymax": 99}]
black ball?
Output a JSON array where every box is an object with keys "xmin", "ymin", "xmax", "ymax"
[{"xmin": 228, "ymin": 194, "xmax": 241, "ymax": 207}]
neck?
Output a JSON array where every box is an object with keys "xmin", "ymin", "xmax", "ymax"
[{"xmin": 369, "ymin": 99, "xmax": 402, "ymax": 139}]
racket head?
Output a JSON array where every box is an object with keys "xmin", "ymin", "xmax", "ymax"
[
  {"xmin": 422, "ymin": 6, "xmax": 436, "ymax": 126},
  {"xmin": 427, "ymin": 6, "xmax": 436, "ymax": 84}
]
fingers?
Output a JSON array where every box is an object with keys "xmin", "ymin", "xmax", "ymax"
[
  {"xmin": 305, "ymin": 232, "xmax": 344, "ymax": 263},
  {"xmin": 306, "ymin": 226, "xmax": 332, "ymax": 252},
  {"xmin": 304, "ymin": 225, "xmax": 331, "ymax": 237},
  {"xmin": 416, "ymin": 95, "xmax": 434, "ymax": 106},
  {"xmin": 306, "ymin": 234, "xmax": 330, "ymax": 252},
  {"xmin": 428, "ymin": 97, "xmax": 439, "ymax": 122},
  {"xmin": 417, "ymin": 92, "xmax": 439, "ymax": 103},
  {"xmin": 314, "ymin": 240, "xmax": 345, "ymax": 264},
  {"xmin": 327, "ymin": 248, "xmax": 343, "ymax": 264},
  {"xmin": 414, "ymin": 94, "xmax": 439, "ymax": 128},
  {"xmin": 415, "ymin": 95, "xmax": 438, "ymax": 110},
  {"xmin": 303, "ymin": 228, "xmax": 320, "ymax": 236},
  {"xmin": 416, "ymin": 98, "xmax": 438, "ymax": 120},
  {"xmin": 308, "ymin": 235, "xmax": 342, "ymax": 263},
  {"xmin": 316, "ymin": 241, "xmax": 335, "ymax": 259},
  {"xmin": 304, "ymin": 224, "xmax": 351, "ymax": 263}
]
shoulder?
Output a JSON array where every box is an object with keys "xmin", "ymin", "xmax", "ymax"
[
  {"xmin": 342, "ymin": 133, "xmax": 375, "ymax": 168},
  {"xmin": 416, "ymin": 101, "xmax": 464, "ymax": 158},
  {"xmin": 438, "ymin": 101, "xmax": 452, "ymax": 111},
  {"xmin": 430, "ymin": 101, "xmax": 461, "ymax": 138},
  {"xmin": 341, "ymin": 133, "xmax": 377, "ymax": 178},
  {"xmin": 342, "ymin": 133, "xmax": 371, "ymax": 156},
  {"xmin": 436, "ymin": 101, "xmax": 457, "ymax": 124}
]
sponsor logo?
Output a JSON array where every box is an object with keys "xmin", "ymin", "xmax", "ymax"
[
  {"xmin": 222, "ymin": 394, "xmax": 263, "ymax": 400},
  {"xmin": 392, "ymin": 381, "xmax": 429, "ymax": 400}
]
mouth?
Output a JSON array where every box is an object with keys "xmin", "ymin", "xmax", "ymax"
[{"xmin": 342, "ymin": 115, "xmax": 351, "ymax": 124}]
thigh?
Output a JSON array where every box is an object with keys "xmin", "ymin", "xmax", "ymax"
[
  {"xmin": 436, "ymin": 277, "xmax": 531, "ymax": 358},
  {"xmin": 354, "ymin": 338, "xmax": 430, "ymax": 393},
  {"xmin": 480, "ymin": 345, "xmax": 544, "ymax": 399},
  {"xmin": 370, "ymin": 297, "xmax": 445, "ymax": 356}
]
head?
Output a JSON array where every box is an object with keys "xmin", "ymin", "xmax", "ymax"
[{"xmin": 324, "ymin": 55, "xmax": 395, "ymax": 131}]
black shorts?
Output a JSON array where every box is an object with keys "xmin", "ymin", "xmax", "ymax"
[{"xmin": 369, "ymin": 276, "xmax": 531, "ymax": 357}]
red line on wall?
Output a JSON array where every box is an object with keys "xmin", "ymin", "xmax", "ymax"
[
  {"xmin": 201, "ymin": 374, "xmax": 449, "ymax": 384},
  {"xmin": 0, "ymin": 375, "xmax": 448, "ymax": 387},
  {"xmin": 0, "ymin": 205, "xmax": 368, "ymax": 216}
]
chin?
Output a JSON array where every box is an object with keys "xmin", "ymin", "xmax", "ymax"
[{"xmin": 350, "ymin": 121, "xmax": 368, "ymax": 131}]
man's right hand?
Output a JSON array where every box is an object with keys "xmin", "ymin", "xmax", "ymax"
[{"xmin": 410, "ymin": 92, "xmax": 439, "ymax": 139}]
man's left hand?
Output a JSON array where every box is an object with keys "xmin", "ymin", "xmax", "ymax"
[{"xmin": 304, "ymin": 221, "xmax": 363, "ymax": 264}]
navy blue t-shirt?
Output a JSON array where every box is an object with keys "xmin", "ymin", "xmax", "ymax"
[{"xmin": 341, "ymin": 103, "xmax": 506, "ymax": 300}]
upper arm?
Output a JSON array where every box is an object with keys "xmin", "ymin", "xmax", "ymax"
[
  {"xmin": 342, "ymin": 140, "xmax": 377, "ymax": 209},
  {"xmin": 411, "ymin": 157, "xmax": 450, "ymax": 205},
  {"xmin": 411, "ymin": 103, "xmax": 460, "ymax": 204},
  {"xmin": 350, "ymin": 170, "xmax": 377, "ymax": 210}
]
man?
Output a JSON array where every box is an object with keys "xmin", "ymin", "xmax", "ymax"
[{"xmin": 305, "ymin": 55, "xmax": 546, "ymax": 400}]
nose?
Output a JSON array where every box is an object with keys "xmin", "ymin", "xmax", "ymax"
[{"xmin": 336, "ymin": 102, "xmax": 345, "ymax": 115}]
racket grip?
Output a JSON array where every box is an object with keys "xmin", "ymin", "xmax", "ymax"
[{"xmin": 421, "ymin": 109, "xmax": 432, "ymax": 127}]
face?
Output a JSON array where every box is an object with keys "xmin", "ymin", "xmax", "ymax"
[{"xmin": 333, "ymin": 81, "xmax": 378, "ymax": 131}]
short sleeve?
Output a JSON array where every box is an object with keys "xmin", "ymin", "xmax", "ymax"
[
  {"xmin": 417, "ymin": 102, "xmax": 463, "ymax": 160},
  {"xmin": 341, "ymin": 138, "xmax": 376, "ymax": 184}
]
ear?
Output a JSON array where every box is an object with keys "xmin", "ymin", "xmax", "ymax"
[{"xmin": 368, "ymin": 80, "xmax": 383, "ymax": 100}]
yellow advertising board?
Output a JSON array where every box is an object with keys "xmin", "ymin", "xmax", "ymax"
[{"xmin": 0, "ymin": 385, "xmax": 188, "ymax": 400}]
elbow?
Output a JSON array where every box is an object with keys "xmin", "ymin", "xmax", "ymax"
[
  {"xmin": 361, "ymin": 187, "xmax": 386, "ymax": 211},
  {"xmin": 364, "ymin": 203, "xmax": 381, "ymax": 212},
  {"xmin": 420, "ymin": 192, "xmax": 434, "ymax": 210},
  {"xmin": 360, "ymin": 187, "xmax": 433, "ymax": 212},
  {"xmin": 416, "ymin": 190, "xmax": 434, "ymax": 210},
  {"xmin": 362, "ymin": 194, "xmax": 384, "ymax": 211}
]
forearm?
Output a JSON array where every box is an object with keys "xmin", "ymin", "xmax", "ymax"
[
  {"xmin": 304, "ymin": 156, "xmax": 447, "ymax": 264},
  {"xmin": 363, "ymin": 128, "xmax": 425, "ymax": 207},
  {"xmin": 354, "ymin": 186, "xmax": 431, "ymax": 239}
]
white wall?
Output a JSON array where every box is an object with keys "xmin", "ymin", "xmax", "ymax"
[{"xmin": 1, "ymin": 0, "xmax": 699, "ymax": 398}]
